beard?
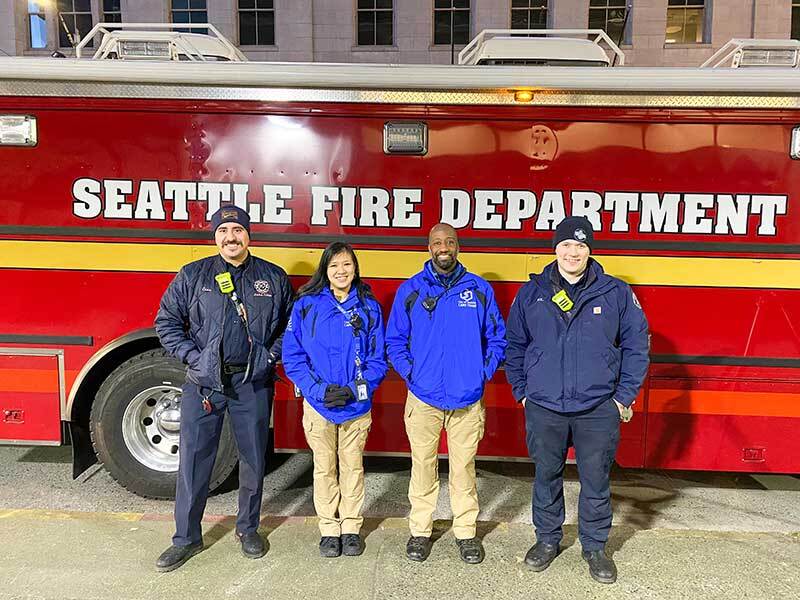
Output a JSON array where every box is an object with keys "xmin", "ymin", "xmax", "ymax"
[{"xmin": 434, "ymin": 252, "xmax": 456, "ymax": 271}]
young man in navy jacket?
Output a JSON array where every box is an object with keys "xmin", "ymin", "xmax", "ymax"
[
  {"xmin": 505, "ymin": 216, "xmax": 649, "ymax": 584},
  {"xmin": 154, "ymin": 205, "xmax": 293, "ymax": 572},
  {"xmin": 386, "ymin": 223, "xmax": 507, "ymax": 564}
]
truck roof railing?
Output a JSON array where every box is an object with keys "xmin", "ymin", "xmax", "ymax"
[
  {"xmin": 458, "ymin": 29, "xmax": 625, "ymax": 67},
  {"xmin": 700, "ymin": 39, "xmax": 800, "ymax": 68},
  {"xmin": 74, "ymin": 23, "xmax": 247, "ymax": 62}
]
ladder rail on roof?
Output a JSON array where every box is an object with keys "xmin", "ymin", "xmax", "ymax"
[
  {"xmin": 701, "ymin": 38, "xmax": 800, "ymax": 68},
  {"xmin": 458, "ymin": 29, "xmax": 625, "ymax": 66},
  {"xmin": 74, "ymin": 22, "xmax": 247, "ymax": 62}
]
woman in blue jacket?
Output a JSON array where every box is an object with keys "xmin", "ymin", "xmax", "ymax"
[{"xmin": 282, "ymin": 242, "xmax": 387, "ymax": 558}]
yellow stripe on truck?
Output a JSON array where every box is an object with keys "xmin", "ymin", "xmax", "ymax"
[{"xmin": 0, "ymin": 240, "xmax": 799, "ymax": 289}]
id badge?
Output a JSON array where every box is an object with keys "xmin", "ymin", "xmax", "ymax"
[{"xmin": 355, "ymin": 379, "xmax": 368, "ymax": 401}]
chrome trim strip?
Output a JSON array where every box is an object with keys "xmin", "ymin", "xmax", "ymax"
[
  {"xmin": 0, "ymin": 439, "xmax": 61, "ymax": 446},
  {"xmin": 2, "ymin": 80, "xmax": 800, "ymax": 108}
]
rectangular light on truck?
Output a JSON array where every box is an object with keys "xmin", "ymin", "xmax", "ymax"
[
  {"xmin": 0, "ymin": 115, "xmax": 37, "ymax": 146},
  {"xmin": 384, "ymin": 122, "xmax": 427, "ymax": 155},
  {"xmin": 119, "ymin": 40, "xmax": 171, "ymax": 59},
  {"xmin": 791, "ymin": 126, "xmax": 800, "ymax": 160}
]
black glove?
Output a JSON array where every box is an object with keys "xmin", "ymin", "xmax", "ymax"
[{"xmin": 323, "ymin": 384, "xmax": 354, "ymax": 408}]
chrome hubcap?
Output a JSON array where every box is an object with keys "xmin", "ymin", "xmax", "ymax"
[{"xmin": 122, "ymin": 386, "xmax": 182, "ymax": 472}]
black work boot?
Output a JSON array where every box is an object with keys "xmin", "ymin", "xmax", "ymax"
[
  {"xmin": 582, "ymin": 549, "xmax": 617, "ymax": 584},
  {"xmin": 455, "ymin": 537, "xmax": 485, "ymax": 564},
  {"xmin": 155, "ymin": 542, "xmax": 203, "ymax": 572},
  {"xmin": 341, "ymin": 533, "xmax": 365, "ymax": 556},
  {"xmin": 406, "ymin": 536, "xmax": 433, "ymax": 562},
  {"xmin": 524, "ymin": 541, "xmax": 560, "ymax": 572},
  {"xmin": 238, "ymin": 531, "xmax": 267, "ymax": 559},
  {"xmin": 320, "ymin": 536, "xmax": 342, "ymax": 558}
]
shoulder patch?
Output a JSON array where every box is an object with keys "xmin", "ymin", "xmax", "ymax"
[{"xmin": 631, "ymin": 291, "xmax": 642, "ymax": 309}]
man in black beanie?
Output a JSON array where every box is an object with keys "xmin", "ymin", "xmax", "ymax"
[
  {"xmin": 154, "ymin": 204, "xmax": 293, "ymax": 571},
  {"xmin": 505, "ymin": 215, "xmax": 649, "ymax": 584}
]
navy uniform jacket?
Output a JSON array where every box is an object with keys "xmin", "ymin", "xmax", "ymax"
[
  {"xmin": 155, "ymin": 253, "xmax": 293, "ymax": 391},
  {"xmin": 505, "ymin": 259, "xmax": 649, "ymax": 413}
]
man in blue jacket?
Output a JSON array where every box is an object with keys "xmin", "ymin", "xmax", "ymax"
[
  {"xmin": 386, "ymin": 223, "xmax": 507, "ymax": 564},
  {"xmin": 154, "ymin": 205, "xmax": 293, "ymax": 572},
  {"xmin": 505, "ymin": 216, "xmax": 649, "ymax": 584}
]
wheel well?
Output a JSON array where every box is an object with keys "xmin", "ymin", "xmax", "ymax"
[
  {"xmin": 68, "ymin": 335, "xmax": 162, "ymax": 476},
  {"xmin": 70, "ymin": 336, "xmax": 163, "ymax": 424}
]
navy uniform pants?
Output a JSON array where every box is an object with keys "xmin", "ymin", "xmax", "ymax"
[
  {"xmin": 173, "ymin": 372, "xmax": 271, "ymax": 547},
  {"xmin": 524, "ymin": 397, "xmax": 620, "ymax": 551}
]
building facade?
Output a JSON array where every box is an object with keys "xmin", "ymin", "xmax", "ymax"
[{"xmin": 0, "ymin": 1, "xmax": 797, "ymax": 66}]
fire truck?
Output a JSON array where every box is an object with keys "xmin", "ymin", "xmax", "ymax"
[{"xmin": 1, "ymin": 25, "xmax": 798, "ymax": 498}]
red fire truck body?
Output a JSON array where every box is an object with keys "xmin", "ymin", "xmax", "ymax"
[{"xmin": 1, "ymin": 49, "xmax": 799, "ymax": 496}]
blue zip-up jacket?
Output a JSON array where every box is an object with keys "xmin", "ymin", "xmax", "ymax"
[
  {"xmin": 385, "ymin": 261, "xmax": 507, "ymax": 410},
  {"xmin": 155, "ymin": 253, "xmax": 293, "ymax": 392},
  {"xmin": 283, "ymin": 287, "xmax": 388, "ymax": 424},
  {"xmin": 505, "ymin": 259, "xmax": 649, "ymax": 412}
]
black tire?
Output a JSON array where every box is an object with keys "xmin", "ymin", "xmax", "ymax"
[{"xmin": 90, "ymin": 349, "xmax": 238, "ymax": 499}]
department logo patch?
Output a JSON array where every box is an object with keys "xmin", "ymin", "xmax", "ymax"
[
  {"xmin": 574, "ymin": 228, "xmax": 587, "ymax": 242},
  {"xmin": 254, "ymin": 280, "xmax": 272, "ymax": 297},
  {"xmin": 458, "ymin": 289, "xmax": 477, "ymax": 308}
]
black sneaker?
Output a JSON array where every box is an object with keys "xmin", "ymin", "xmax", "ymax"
[
  {"xmin": 582, "ymin": 549, "xmax": 617, "ymax": 584},
  {"xmin": 455, "ymin": 537, "xmax": 485, "ymax": 564},
  {"xmin": 319, "ymin": 536, "xmax": 342, "ymax": 558},
  {"xmin": 524, "ymin": 541, "xmax": 560, "ymax": 572},
  {"xmin": 238, "ymin": 531, "xmax": 267, "ymax": 559},
  {"xmin": 405, "ymin": 536, "xmax": 432, "ymax": 562},
  {"xmin": 155, "ymin": 542, "xmax": 203, "ymax": 572},
  {"xmin": 341, "ymin": 533, "xmax": 365, "ymax": 556}
]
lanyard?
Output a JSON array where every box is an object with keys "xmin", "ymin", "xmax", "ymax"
[{"xmin": 328, "ymin": 296, "xmax": 365, "ymax": 381}]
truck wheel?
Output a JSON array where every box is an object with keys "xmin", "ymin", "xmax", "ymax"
[{"xmin": 90, "ymin": 349, "xmax": 238, "ymax": 499}]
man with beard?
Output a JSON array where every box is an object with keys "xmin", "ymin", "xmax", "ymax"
[
  {"xmin": 505, "ymin": 216, "xmax": 649, "ymax": 584},
  {"xmin": 386, "ymin": 223, "xmax": 507, "ymax": 564},
  {"xmin": 154, "ymin": 204, "xmax": 293, "ymax": 571}
]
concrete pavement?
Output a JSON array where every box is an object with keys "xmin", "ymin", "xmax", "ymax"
[{"xmin": 0, "ymin": 508, "xmax": 798, "ymax": 600}]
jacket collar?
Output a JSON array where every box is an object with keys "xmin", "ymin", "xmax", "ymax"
[
  {"xmin": 322, "ymin": 286, "xmax": 360, "ymax": 310},
  {"xmin": 422, "ymin": 260, "xmax": 467, "ymax": 290},
  {"xmin": 536, "ymin": 258, "xmax": 613, "ymax": 296}
]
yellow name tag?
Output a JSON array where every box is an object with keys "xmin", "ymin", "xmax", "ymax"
[
  {"xmin": 215, "ymin": 272, "xmax": 234, "ymax": 294},
  {"xmin": 551, "ymin": 289, "xmax": 574, "ymax": 312}
]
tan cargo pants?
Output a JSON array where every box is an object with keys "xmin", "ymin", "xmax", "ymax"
[
  {"xmin": 302, "ymin": 401, "xmax": 372, "ymax": 537},
  {"xmin": 404, "ymin": 391, "xmax": 486, "ymax": 539}
]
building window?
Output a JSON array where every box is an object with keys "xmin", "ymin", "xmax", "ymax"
[
  {"xmin": 792, "ymin": 1, "xmax": 800, "ymax": 40},
  {"xmin": 172, "ymin": 0, "xmax": 208, "ymax": 35},
  {"xmin": 589, "ymin": 0, "xmax": 628, "ymax": 43},
  {"xmin": 239, "ymin": 0, "xmax": 275, "ymax": 46},
  {"xmin": 57, "ymin": 0, "xmax": 94, "ymax": 48},
  {"xmin": 28, "ymin": 1, "xmax": 48, "ymax": 49},
  {"xmin": 665, "ymin": 0, "xmax": 705, "ymax": 44},
  {"xmin": 357, "ymin": 0, "xmax": 393, "ymax": 46},
  {"xmin": 103, "ymin": 0, "xmax": 122, "ymax": 25},
  {"xmin": 510, "ymin": 0, "xmax": 548, "ymax": 30},
  {"xmin": 433, "ymin": 0, "xmax": 470, "ymax": 46}
]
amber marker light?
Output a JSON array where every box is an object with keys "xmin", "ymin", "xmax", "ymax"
[{"xmin": 514, "ymin": 90, "xmax": 534, "ymax": 103}]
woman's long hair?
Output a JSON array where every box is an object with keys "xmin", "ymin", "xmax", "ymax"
[{"xmin": 298, "ymin": 242, "xmax": 375, "ymax": 301}]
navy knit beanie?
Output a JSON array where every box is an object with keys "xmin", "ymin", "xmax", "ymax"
[
  {"xmin": 210, "ymin": 204, "xmax": 250, "ymax": 236},
  {"xmin": 553, "ymin": 216, "xmax": 593, "ymax": 250}
]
